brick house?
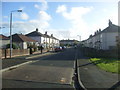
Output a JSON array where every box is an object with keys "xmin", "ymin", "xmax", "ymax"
[{"xmin": 0, "ymin": 34, "xmax": 10, "ymax": 49}]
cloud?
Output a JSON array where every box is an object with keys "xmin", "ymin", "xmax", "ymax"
[
  {"xmin": 56, "ymin": 5, "xmax": 93, "ymax": 40},
  {"xmin": 103, "ymin": 9, "xmax": 108, "ymax": 12},
  {"xmin": 3, "ymin": 16, "xmax": 8, "ymax": 19},
  {"xmin": 20, "ymin": 12, "xmax": 29, "ymax": 20},
  {"xmin": 41, "ymin": 0, "xmax": 48, "ymax": 11},
  {"xmin": 34, "ymin": 4, "xmax": 40, "ymax": 9},
  {"xmin": 12, "ymin": 12, "xmax": 29, "ymax": 20},
  {"xmin": 90, "ymin": 9, "xmax": 118, "ymax": 35},
  {"xmin": 1, "ymin": 21, "xmax": 35, "ymax": 35},
  {"xmin": 27, "ymin": 1, "xmax": 51, "ymax": 31},
  {"xmin": 29, "ymin": 1, "xmax": 51, "ymax": 32},
  {"xmin": 39, "ymin": 11, "xmax": 51, "ymax": 21},
  {"xmin": 28, "ymin": 10, "xmax": 52, "ymax": 32},
  {"xmin": 56, "ymin": 5, "xmax": 67, "ymax": 13},
  {"xmin": 19, "ymin": 7, "xmax": 25, "ymax": 10},
  {"xmin": 34, "ymin": 0, "xmax": 48, "ymax": 11},
  {"xmin": 2, "ymin": 1, "xmax": 51, "ymax": 36},
  {"xmin": 46, "ymin": 29, "xmax": 71, "ymax": 40}
]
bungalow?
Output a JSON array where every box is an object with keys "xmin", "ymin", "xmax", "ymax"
[
  {"xmin": 0, "ymin": 34, "xmax": 10, "ymax": 49},
  {"xmin": 10, "ymin": 33, "xmax": 37, "ymax": 49}
]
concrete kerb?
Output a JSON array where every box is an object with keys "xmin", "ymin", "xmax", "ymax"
[
  {"xmin": 73, "ymin": 60, "xmax": 76, "ymax": 88},
  {"xmin": 77, "ymin": 59, "xmax": 87, "ymax": 90},
  {"xmin": 1, "ymin": 60, "xmax": 38, "ymax": 72},
  {"xmin": 25, "ymin": 52, "xmax": 54, "ymax": 60}
]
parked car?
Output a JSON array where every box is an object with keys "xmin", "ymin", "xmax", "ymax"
[
  {"xmin": 74, "ymin": 45, "xmax": 77, "ymax": 49},
  {"xmin": 54, "ymin": 46, "xmax": 62, "ymax": 52},
  {"xmin": 62, "ymin": 46, "xmax": 66, "ymax": 50}
]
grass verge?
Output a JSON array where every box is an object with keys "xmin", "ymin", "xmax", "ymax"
[{"xmin": 90, "ymin": 58, "xmax": 120, "ymax": 74}]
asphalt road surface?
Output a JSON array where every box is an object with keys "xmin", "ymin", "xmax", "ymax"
[{"xmin": 2, "ymin": 48, "xmax": 76, "ymax": 88}]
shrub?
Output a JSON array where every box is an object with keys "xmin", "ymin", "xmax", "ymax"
[
  {"xmin": 28, "ymin": 44, "xmax": 38, "ymax": 52},
  {"xmin": 6, "ymin": 43, "xmax": 19, "ymax": 49}
]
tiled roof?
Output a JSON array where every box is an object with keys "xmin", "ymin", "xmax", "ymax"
[
  {"xmin": 44, "ymin": 34, "xmax": 51, "ymax": 38},
  {"xmin": 89, "ymin": 24, "xmax": 120, "ymax": 38},
  {"xmin": 0, "ymin": 34, "xmax": 9, "ymax": 40},
  {"xmin": 10, "ymin": 34, "xmax": 37, "ymax": 42},
  {"xmin": 103, "ymin": 24, "xmax": 120, "ymax": 33},
  {"xmin": 26, "ymin": 30, "xmax": 45, "ymax": 37},
  {"xmin": 54, "ymin": 37, "xmax": 59, "ymax": 40},
  {"xmin": 26, "ymin": 29, "xmax": 59, "ymax": 40},
  {"xmin": 51, "ymin": 36, "xmax": 59, "ymax": 40}
]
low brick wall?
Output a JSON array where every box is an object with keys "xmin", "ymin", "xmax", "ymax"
[{"xmin": 0, "ymin": 49, "xmax": 29, "ymax": 59}]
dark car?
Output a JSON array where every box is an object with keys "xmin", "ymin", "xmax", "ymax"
[{"xmin": 54, "ymin": 46, "xmax": 62, "ymax": 52}]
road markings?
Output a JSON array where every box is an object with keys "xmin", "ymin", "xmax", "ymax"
[{"xmin": 60, "ymin": 78, "xmax": 66, "ymax": 83}]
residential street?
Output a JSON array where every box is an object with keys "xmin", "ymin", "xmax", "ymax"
[
  {"xmin": 1, "ymin": 1, "xmax": 120, "ymax": 90},
  {"xmin": 2, "ymin": 48, "xmax": 76, "ymax": 88},
  {"xmin": 2, "ymin": 47, "xmax": 120, "ymax": 89}
]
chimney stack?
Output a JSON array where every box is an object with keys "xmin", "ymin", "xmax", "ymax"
[
  {"xmin": 45, "ymin": 31, "xmax": 47, "ymax": 35},
  {"xmin": 51, "ymin": 34, "xmax": 53, "ymax": 37},
  {"xmin": 36, "ymin": 28, "xmax": 38, "ymax": 32},
  {"xmin": 99, "ymin": 28, "xmax": 101, "ymax": 32},
  {"xmin": 109, "ymin": 19, "xmax": 112, "ymax": 26},
  {"xmin": 97, "ymin": 30, "xmax": 99, "ymax": 33},
  {"xmin": 94, "ymin": 32, "xmax": 97, "ymax": 35}
]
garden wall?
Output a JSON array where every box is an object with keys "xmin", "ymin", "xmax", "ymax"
[{"xmin": 0, "ymin": 49, "xmax": 29, "ymax": 59}]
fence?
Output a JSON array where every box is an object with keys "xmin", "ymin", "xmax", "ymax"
[
  {"xmin": 0, "ymin": 49, "xmax": 29, "ymax": 59},
  {"xmin": 79, "ymin": 47, "xmax": 119, "ymax": 59}
]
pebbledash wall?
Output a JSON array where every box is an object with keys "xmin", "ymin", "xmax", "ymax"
[
  {"xmin": 0, "ymin": 49, "xmax": 29, "ymax": 59},
  {"xmin": 81, "ymin": 20, "xmax": 119, "ymax": 50}
]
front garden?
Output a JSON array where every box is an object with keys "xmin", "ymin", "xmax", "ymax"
[
  {"xmin": 90, "ymin": 58, "xmax": 120, "ymax": 74},
  {"xmin": 79, "ymin": 46, "xmax": 120, "ymax": 74}
]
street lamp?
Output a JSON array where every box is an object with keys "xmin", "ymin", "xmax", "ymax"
[{"xmin": 10, "ymin": 10, "xmax": 22, "ymax": 58}]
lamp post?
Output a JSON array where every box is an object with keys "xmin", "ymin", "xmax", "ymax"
[{"xmin": 10, "ymin": 10, "xmax": 22, "ymax": 58}]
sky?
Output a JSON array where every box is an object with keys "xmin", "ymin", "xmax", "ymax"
[{"xmin": 1, "ymin": 0, "xmax": 118, "ymax": 40}]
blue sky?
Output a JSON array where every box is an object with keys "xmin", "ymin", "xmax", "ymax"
[{"xmin": 1, "ymin": 1, "xmax": 118, "ymax": 40}]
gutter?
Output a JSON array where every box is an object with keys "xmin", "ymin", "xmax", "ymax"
[{"xmin": 72, "ymin": 48, "xmax": 87, "ymax": 90}]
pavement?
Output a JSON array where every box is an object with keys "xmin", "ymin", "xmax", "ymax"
[
  {"xmin": 77, "ymin": 47, "xmax": 120, "ymax": 89},
  {"xmin": 2, "ymin": 51, "xmax": 54, "ymax": 70}
]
